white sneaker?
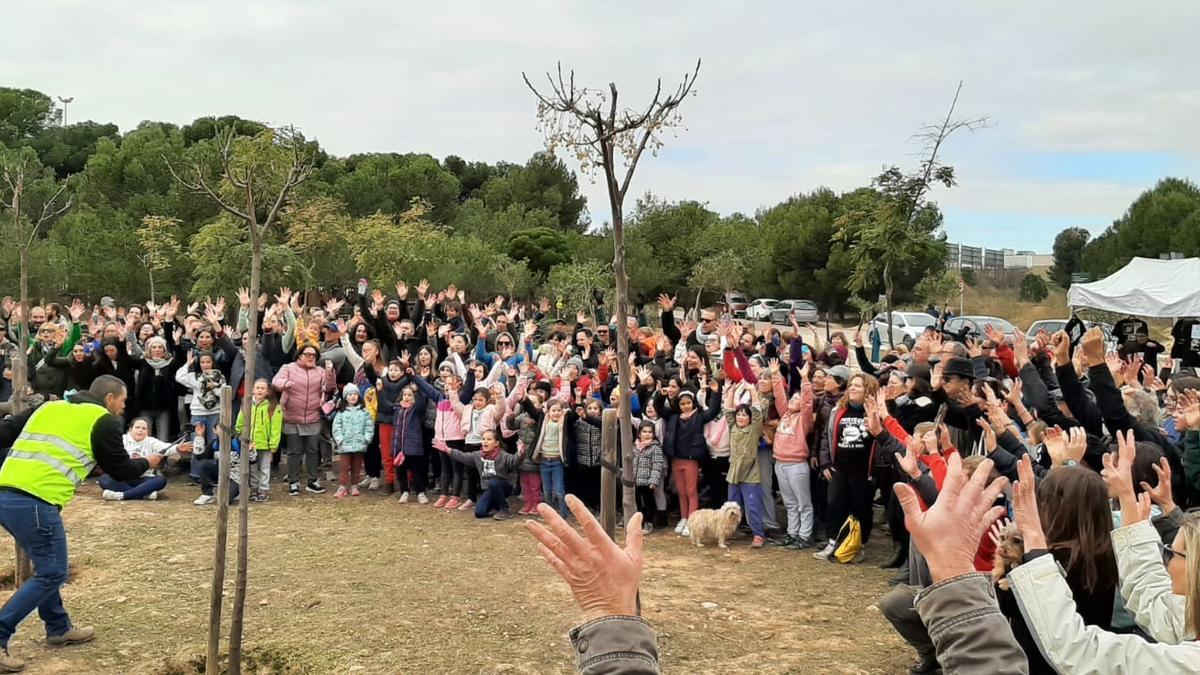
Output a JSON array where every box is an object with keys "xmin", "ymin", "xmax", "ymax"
[
  {"xmin": 674, "ymin": 519, "xmax": 687, "ymax": 535},
  {"xmin": 146, "ymin": 491, "xmax": 159, "ymax": 501},
  {"xmin": 813, "ymin": 542, "xmax": 836, "ymax": 560},
  {"xmin": 368, "ymin": 477, "xmax": 380, "ymax": 491},
  {"xmin": 398, "ymin": 491, "xmax": 410, "ymax": 504},
  {"xmin": 193, "ymin": 494, "xmax": 216, "ymax": 506},
  {"xmin": 681, "ymin": 525, "xmax": 691, "ymax": 538},
  {"xmin": 417, "ymin": 492, "xmax": 429, "ymax": 505},
  {"xmin": 101, "ymin": 489, "xmax": 123, "ymax": 501},
  {"xmin": 358, "ymin": 475, "xmax": 372, "ymax": 489}
]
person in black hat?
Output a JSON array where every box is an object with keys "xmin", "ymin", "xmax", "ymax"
[{"xmin": 939, "ymin": 356, "xmax": 976, "ymax": 402}]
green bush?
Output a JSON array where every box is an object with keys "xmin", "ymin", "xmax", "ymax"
[{"xmin": 1019, "ymin": 273, "xmax": 1049, "ymax": 302}]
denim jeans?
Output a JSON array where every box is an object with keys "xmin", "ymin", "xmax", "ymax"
[
  {"xmin": 539, "ymin": 459, "xmax": 567, "ymax": 518},
  {"xmin": 474, "ymin": 478, "xmax": 513, "ymax": 518},
  {"xmin": 0, "ymin": 490, "xmax": 73, "ymax": 647},
  {"xmin": 98, "ymin": 475, "xmax": 167, "ymax": 500},
  {"xmin": 197, "ymin": 459, "xmax": 241, "ymax": 502},
  {"xmin": 190, "ymin": 413, "xmax": 220, "ymax": 479}
]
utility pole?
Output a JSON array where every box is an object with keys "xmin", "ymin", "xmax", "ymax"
[{"xmin": 57, "ymin": 96, "xmax": 74, "ymax": 126}]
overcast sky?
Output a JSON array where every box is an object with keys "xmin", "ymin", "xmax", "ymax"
[{"xmin": 6, "ymin": 1, "xmax": 1198, "ymax": 251}]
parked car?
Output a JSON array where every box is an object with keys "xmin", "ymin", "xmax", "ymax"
[
  {"xmin": 715, "ymin": 291, "xmax": 750, "ymax": 318},
  {"xmin": 1027, "ymin": 319, "xmax": 1117, "ymax": 351},
  {"xmin": 744, "ymin": 298, "xmax": 779, "ymax": 321},
  {"xmin": 770, "ymin": 299, "xmax": 820, "ymax": 325},
  {"xmin": 871, "ymin": 311, "xmax": 938, "ymax": 349},
  {"xmin": 943, "ymin": 316, "xmax": 1017, "ymax": 341}
]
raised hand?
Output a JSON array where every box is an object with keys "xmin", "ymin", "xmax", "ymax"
[
  {"xmin": 1012, "ymin": 455, "xmax": 1047, "ymax": 550},
  {"xmin": 1177, "ymin": 390, "xmax": 1200, "ymax": 430},
  {"xmin": 539, "ymin": 297, "xmax": 550, "ymax": 314},
  {"xmin": 1051, "ymin": 330, "xmax": 1071, "ymax": 365},
  {"xmin": 68, "ymin": 298, "xmax": 87, "ymax": 323},
  {"xmin": 416, "ymin": 279, "xmax": 430, "ymax": 298},
  {"xmin": 1140, "ymin": 457, "xmax": 1176, "ymax": 514},
  {"xmin": 1101, "ymin": 429, "xmax": 1144, "ymax": 523},
  {"xmin": 975, "ymin": 418, "xmax": 997, "ymax": 455},
  {"xmin": 895, "ymin": 438, "xmax": 922, "ymax": 480},
  {"xmin": 237, "ymin": 287, "xmax": 251, "ymax": 308},
  {"xmin": 657, "ymin": 294, "xmax": 676, "ymax": 312},
  {"xmin": 893, "ymin": 453, "xmax": 1008, "ymax": 582},
  {"xmin": 523, "ymin": 494, "xmax": 648, "ymax": 619},
  {"xmin": 325, "ymin": 298, "xmax": 345, "ymax": 316},
  {"xmin": 396, "ymin": 281, "xmax": 408, "ymax": 299},
  {"xmin": 1010, "ymin": 327, "xmax": 1029, "ymax": 365}
]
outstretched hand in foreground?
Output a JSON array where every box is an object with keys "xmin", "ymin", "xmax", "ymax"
[
  {"xmin": 525, "ymin": 494, "xmax": 644, "ymax": 620},
  {"xmin": 893, "ymin": 452, "xmax": 1009, "ymax": 582}
]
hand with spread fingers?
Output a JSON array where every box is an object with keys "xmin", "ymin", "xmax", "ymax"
[
  {"xmin": 892, "ymin": 452, "xmax": 1009, "ymax": 582},
  {"xmin": 525, "ymin": 494, "xmax": 644, "ymax": 620}
]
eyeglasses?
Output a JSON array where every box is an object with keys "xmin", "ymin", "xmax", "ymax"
[
  {"xmin": 1163, "ymin": 544, "xmax": 1187, "ymax": 565},
  {"xmin": 497, "ymin": 341, "xmax": 512, "ymax": 346}
]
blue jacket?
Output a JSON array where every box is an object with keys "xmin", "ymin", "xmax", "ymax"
[
  {"xmin": 332, "ymin": 406, "xmax": 374, "ymax": 454},
  {"xmin": 391, "ymin": 395, "xmax": 429, "ymax": 457}
]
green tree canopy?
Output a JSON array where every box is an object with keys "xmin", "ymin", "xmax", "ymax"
[
  {"xmin": 1049, "ymin": 226, "xmax": 1091, "ymax": 287},
  {"xmin": 0, "ymin": 87, "xmax": 53, "ymax": 145},
  {"xmin": 506, "ymin": 226, "xmax": 571, "ymax": 275},
  {"xmin": 480, "ymin": 151, "xmax": 587, "ymax": 231}
]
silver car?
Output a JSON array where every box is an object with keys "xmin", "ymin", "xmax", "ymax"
[{"xmin": 770, "ymin": 299, "xmax": 820, "ymax": 325}]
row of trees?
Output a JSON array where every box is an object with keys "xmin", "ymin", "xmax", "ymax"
[
  {"xmin": 1, "ymin": 85, "xmax": 957, "ymax": 316},
  {"xmin": 1050, "ymin": 177, "xmax": 1200, "ymax": 286}
]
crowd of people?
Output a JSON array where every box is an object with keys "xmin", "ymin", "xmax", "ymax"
[{"xmin": 3, "ymin": 283, "xmax": 1200, "ymax": 673}]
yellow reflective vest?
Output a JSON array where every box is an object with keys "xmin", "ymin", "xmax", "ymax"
[{"xmin": 0, "ymin": 400, "xmax": 105, "ymax": 507}]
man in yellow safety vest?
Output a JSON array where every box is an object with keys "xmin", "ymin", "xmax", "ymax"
[{"xmin": 0, "ymin": 375, "xmax": 162, "ymax": 673}]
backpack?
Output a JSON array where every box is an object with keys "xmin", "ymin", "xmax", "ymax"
[{"xmin": 831, "ymin": 515, "xmax": 863, "ymax": 563}]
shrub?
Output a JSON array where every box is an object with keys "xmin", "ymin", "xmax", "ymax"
[{"xmin": 1019, "ymin": 273, "xmax": 1049, "ymax": 302}]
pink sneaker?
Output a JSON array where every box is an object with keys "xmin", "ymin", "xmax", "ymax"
[
  {"xmin": 444, "ymin": 496, "xmax": 461, "ymax": 510},
  {"xmin": 333, "ymin": 486, "xmax": 348, "ymax": 499},
  {"xmin": 350, "ymin": 486, "xmax": 361, "ymax": 497},
  {"xmin": 457, "ymin": 498, "xmax": 474, "ymax": 511},
  {"xmin": 433, "ymin": 495, "xmax": 449, "ymax": 508}
]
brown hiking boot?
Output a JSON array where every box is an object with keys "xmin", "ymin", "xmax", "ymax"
[
  {"xmin": 0, "ymin": 648, "xmax": 24, "ymax": 673},
  {"xmin": 46, "ymin": 625, "xmax": 95, "ymax": 647}
]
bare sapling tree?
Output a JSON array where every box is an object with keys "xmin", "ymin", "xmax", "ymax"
[
  {"xmin": 839, "ymin": 81, "xmax": 989, "ymax": 346},
  {"xmin": 168, "ymin": 127, "xmax": 313, "ymax": 675},
  {"xmin": 524, "ymin": 60, "xmax": 700, "ymax": 532},
  {"xmin": 1, "ymin": 148, "xmax": 72, "ymax": 584}
]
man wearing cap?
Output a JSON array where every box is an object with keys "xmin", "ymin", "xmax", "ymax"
[{"xmin": 0, "ymin": 376, "xmax": 160, "ymax": 673}]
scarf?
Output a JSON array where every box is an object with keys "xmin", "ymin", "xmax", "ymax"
[
  {"xmin": 635, "ymin": 438, "xmax": 654, "ymax": 451},
  {"xmin": 145, "ymin": 356, "xmax": 173, "ymax": 371},
  {"xmin": 481, "ymin": 444, "xmax": 502, "ymax": 460}
]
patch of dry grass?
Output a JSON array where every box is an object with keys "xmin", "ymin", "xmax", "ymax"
[{"xmin": 1, "ymin": 480, "xmax": 911, "ymax": 674}]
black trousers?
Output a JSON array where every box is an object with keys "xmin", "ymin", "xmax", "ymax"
[
  {"xmin": 398, "ymin": 454, "xmax": 428, "ymax": 493},
  {"xmin": 635, "ymin": 485, "xmax": 665, "ymax": 527},
  {"xmin": 700, "ymin": 455, "xmax": 730, "ymax": 509},
  {"xmin": 826, "ymin": 464, "xmax": 874, "ymax": 543}
]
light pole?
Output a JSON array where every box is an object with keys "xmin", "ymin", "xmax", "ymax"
[{"xmin": 57, "ymin": 96, "xmax": 73, "ymax": 126}]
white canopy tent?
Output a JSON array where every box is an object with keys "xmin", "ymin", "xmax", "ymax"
[{"xmin": 1068, "ymin": 256, "xmax": 1200, "ymax": 318}]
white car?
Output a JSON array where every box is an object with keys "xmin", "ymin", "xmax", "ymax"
[
  {"xmin": 870, "ymin": 311, "xmax": 938, "ymax": 349},
  {"xmin": 744, "ymin": 299, "xmax": 779, "ymax": 321}
]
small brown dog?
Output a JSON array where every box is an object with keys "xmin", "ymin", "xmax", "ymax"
[
  {"xmin": 992, "ymin": 521, "xmax": 1025, "ymax": 591},
  {"xmin": 687, "ymin": 502, "xmax": 742, "ymax": 549}
]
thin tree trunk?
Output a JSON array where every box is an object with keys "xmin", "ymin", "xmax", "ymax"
[
  {"xmin": 599, "ymin": 409, "xmax": 618, "ymax": 538},
  {"xmin": 12, "ymin": 239, "xmax": 34, "ymax": 585},
  {"xmin": 207, "ymin": 385, "xmax": 234, "ymax": 675},
  {"xmin": 228, "ymin": 230, "xmax": 260, "ymax": 674},
  {"xmin": 884, "ymin": 261, "xmax": 895, "ymax": 348},
  {"xmin": 148, "ymin": 269, "xmax": 156, "ymax": 305},
  {"xmin": 610, "ymin": 204, "xmax": 638, "ymax": 528}
]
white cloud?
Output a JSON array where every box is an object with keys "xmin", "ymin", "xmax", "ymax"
[{"xmin": 3, "ymin": 0, "xmax": 1199, "ymax": 249}]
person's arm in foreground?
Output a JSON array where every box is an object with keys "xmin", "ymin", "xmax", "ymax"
[
  {"xmin": 1008, "ymin": 444, "xmax": 1200, "ymax": 672},
  {"xmin": 893, "ymin": 452, "xmax": 1026, "ymax": 673},
  {"xmin": 525, "ymin": 494, "xmax": 659, "ymax": 675}
]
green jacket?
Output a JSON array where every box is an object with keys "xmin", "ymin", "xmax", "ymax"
[
  {"xmin": 235, "ymin": 399, "xmax": 284, "ymax": 451},
  {"xmin": 1183, "ymin": 430, "xmax": 1200, "ymax": 499}
]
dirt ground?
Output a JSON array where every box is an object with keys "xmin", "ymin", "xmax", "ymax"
[{"xmin": 1, "ymin": 479, "xmax": 911, "ymax": 674}]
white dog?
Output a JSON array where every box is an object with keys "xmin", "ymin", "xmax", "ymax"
[{"xmin": 687, "ymin": 501, "xmax": 742, "ymax": 549}]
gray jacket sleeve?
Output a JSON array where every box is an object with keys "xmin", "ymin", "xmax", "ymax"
[
  {"xmin": 915, "ymin": 573, "xmax": 1028, "ymax": 674},
  {"xmin": 569, "ymin": 616, "xmax": 660, "ymax": 674}
]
